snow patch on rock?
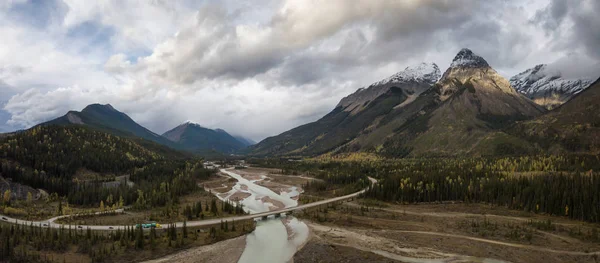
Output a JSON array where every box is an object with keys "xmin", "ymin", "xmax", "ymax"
[
  {"xmin": 337, "ymin": 62, "xmax": 440, "ymax": 113},
  {"xmin": 370, "ymin": 62, "xmax": 441, "ymax": 87},
  {"xmin": 510, "ymin": 64, "xmax": 595, "ymax": 96}
]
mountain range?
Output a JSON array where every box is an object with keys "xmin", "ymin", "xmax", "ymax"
[
  {"xmin": 5, "ymin": 48, "xmax": 598, "ymax": 159},
  {"xmin": 41, "ymin": 103, "xmax": 250, "ymax": 156},
  {"xmin": 250, "ymin": 48, "xmax": 597, "ymax": 157}
]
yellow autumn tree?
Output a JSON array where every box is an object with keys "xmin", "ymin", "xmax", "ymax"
[{"xmin": 3, "ymin": 190, "xmax": 11, "ymax": 205}]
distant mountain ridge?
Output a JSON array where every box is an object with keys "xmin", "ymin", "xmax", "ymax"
[
  {"xmin": 510, "ymin": 64, "xmax": 596, "ymax": 110},
  {"xmin": 234, "ymin": 136, "xmax": 256, "ymax": 147},
  {"xmin": 162, "ymin": 122, "xmax": 246, "ymax": 154},
  {"xmin": 42, "ymin": 104, "xmax": 250, "ymax": 155},
  {"xmin": 251, "ymin": 48, "xmax": 545, "ymax": 157},
  {"xmin": 42, "ymin": 103, "xmax": 177, "ymax": 148}
]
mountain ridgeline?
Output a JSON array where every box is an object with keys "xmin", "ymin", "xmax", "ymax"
[
  {"xmin": 510, "ymin": 64, "xmax": 597, "ymax": 110},
  {"xmin": 43, "ymin": 104, "xmax": 177, "ymax": 148},
  {"xmin": 162, "ymin": 122, "xmax": 247, "ymax": 154},
  {"xmin": 251, "ymin": 48, "xmax": 552, "ymax": 157},
  {"xmin": 42, "ymin": 104, "xmax": 248, "ymax": 156},
  {"xmin": 251, "ymin": 62, "xmax": 442, "ymax": 156},
  {"xmin": 18, "ymin": 49, "xmax": 599, "ymax": 158}
]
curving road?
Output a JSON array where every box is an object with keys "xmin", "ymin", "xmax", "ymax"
[{"xmin": 0, "ymin": 169, "xmax": 375, "ymax": 231}]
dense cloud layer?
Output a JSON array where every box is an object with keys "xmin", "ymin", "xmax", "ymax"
[{"xmin": 0, "ymin": 0, "xmax": 599, "ymax": 141}]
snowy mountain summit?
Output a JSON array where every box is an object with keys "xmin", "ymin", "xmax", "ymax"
[
  {"xmin": 370, "ymin": 62, "xmax": 441, "ymax": 87},
  {"xmin": 450, "ymin": 48, "xmax": 490, "ymax": 68},
  {"xmin": 510, "ymin": 64, "xmax": 596, "ymax": 109},
  {"xmin": 338, "ymin": 62, "xmax": 440, "ymax": 113}
]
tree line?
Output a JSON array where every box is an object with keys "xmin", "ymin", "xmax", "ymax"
[{"xmin": 362, "ymin": 156, "xmax": 600, "ymax": 222}]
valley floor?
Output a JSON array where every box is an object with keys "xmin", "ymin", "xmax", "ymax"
[
  {"xmin": 142, "ymin": 235, "xmax": 247, "ymax": 263},
  {"xmin": 294, "ymin": 201, "xmax": 600, "ymax": 263}
]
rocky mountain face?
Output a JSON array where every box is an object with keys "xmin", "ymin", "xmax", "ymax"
[
  {"xmin": 251, "ymin": 48, "xmax": 545, "ymax": 157},
  {"xmin": 397, "ymin": 48, "xmax": 544, "ymax": 156},
  {"xmin": 250, "ymin": 62, "xmax": 442, "ymax": 156},
  {"xmin": 510, "ymin": 64, "xmax": 596, "ymax": 110},
  {"xmin": 42, "ymin": 104, "xmax": 177, "ymax": 148},
  {"xmin": 337, "ymin": 63, "xmax": 440, "ymax": 114},
  {"xmin": 162, "ymin": 122, "xmax": 246, "ymax": 154}
]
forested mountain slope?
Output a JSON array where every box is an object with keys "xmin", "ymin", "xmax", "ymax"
[
  {"xmin": 162, "ymin": 122, "xmax": 246, "ymax": 154},
  {"xmin": 42, "ymin": 103, "xmax": 178, "ymax": 148},
  {"xmin": 0, "ymin": 125, "xmax": 207, "ymax": 206}
]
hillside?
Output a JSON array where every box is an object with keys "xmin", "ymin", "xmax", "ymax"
[
  {"xmin": 251, "ymin": 49, "xmax": 545, "ymax": 157},
  {"xmin": 510, "ymin": 64, "xmax": 596, "ymax": 110},
  {"xmin": 0, "ymin": 125, "xmax": 192, "ymax": 196},
  {"xmin": 43, "ymin": 103, "xmax": 178, "ymax": 148},
  {"xmin": 162, "ymin": 122, "xmax": 247, "ymax": 154},
  {"xmin": 250, "ymin": 63, "xmax": 441, "ymax": 156},
  {"xmin": 509, "ymin": 78, "xmax": 600, "ymax": 154},
  {"xmin": 234, "ymin": 136, "xmax": 256, "ymax": 147}
]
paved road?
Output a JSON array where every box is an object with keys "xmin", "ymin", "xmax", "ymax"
[
  {"xmin": 0, "ymin": 170, "xmax": 375, "ymax": 231},
  {"xmin": 0, "ymin": 208, "xmax": 127, "ymax": 231}
]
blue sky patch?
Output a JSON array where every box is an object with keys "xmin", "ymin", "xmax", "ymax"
[{"xmin": 8, "ymin": 0, "xmax": 68, "ymax": 29}]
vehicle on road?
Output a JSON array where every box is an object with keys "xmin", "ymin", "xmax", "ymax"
[
  {"xmin": 77, "ymin": 226, "xmax": 83, "ymax": 229},
  {"xmin": 109, "ymin": 226, "xmax": 114, "ymax": 229},
  {"xmin": 135, "ymin": 222, "xmax": 162, "ymax": 229},
  {"xmin": 42, "ymin": 223, "xmax": 48, "ymax": 227},
  {"xmin": 1, "ymin": 217, "xmax": 6, "ymax": 220}
]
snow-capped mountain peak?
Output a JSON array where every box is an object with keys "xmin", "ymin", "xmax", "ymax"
[
  {"xmin": 337, "ymin": 62, "xmax": 440, "ymax": 113},
  {"xmin": 370, "ymin": 62, "xmax": 441, "ymax": 87},
  {"xmin": 450, "ymin": 48, "xmax": 489, "ymax": 68},
  {"xmin": 510, "ymin": 63, "xmax": 597, "ymax": 110}
]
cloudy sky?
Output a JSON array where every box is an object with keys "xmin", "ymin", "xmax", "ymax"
[{"xmin": 0, "ymin": 0, "xmax": 599, "ymax": 141}]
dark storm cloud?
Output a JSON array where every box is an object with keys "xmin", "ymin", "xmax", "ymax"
[
  {"xmin": 142, "ymin": 3, "xmax": 286, "ymax": 84},
  {"xmin": 533, "ymin": 0, "xmax": 569, "ymax": 31},
  {"xmin": 373, "ymin": 0, "xmax": 474, "ymax": 42},
  {"xmin": 267, "ymin": 0, "xmax": 483, "ymax": 87},
  {"xmin": 534, "ymin": 0, "xmax": 600, "ymax": 59},
  {"xmin": 570, "ymin": 0, "xmax": 600, "ymax": 59}
]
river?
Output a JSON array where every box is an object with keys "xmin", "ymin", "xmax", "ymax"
[{"xmin": 218, "ymin": 168, "xmax": 309, "ymax": 263}]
